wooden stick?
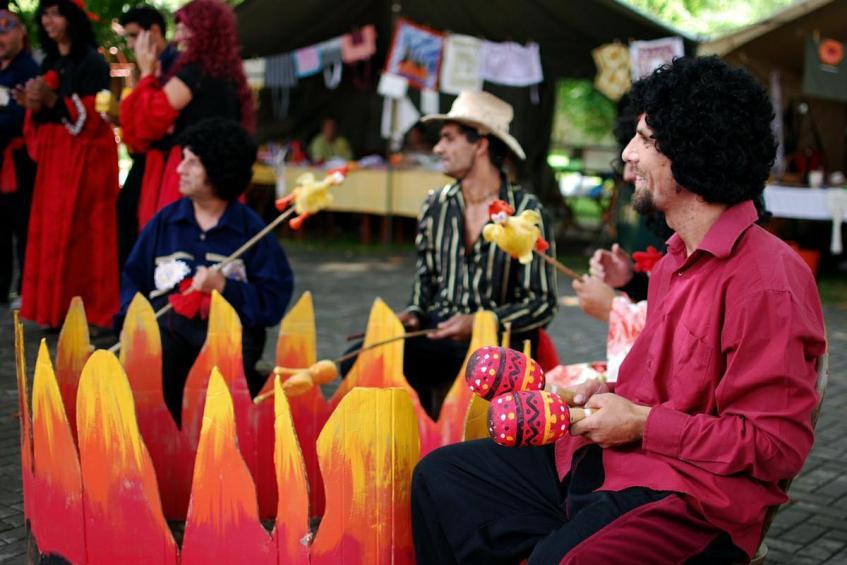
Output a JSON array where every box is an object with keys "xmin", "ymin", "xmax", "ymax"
[
  {"xmin": 569, "ymin": 407, "xmax": 589, "ymax": 423},
  {"xmin": 335, "ymin": 328, "xmax": 434, "ymax": 363},
  {"xmin": 253, "ymin": 328, "xmax": 437, "ymax": 405},
  {"xmin": 535, "ymin": 251, "xmax": 581, "ymax": 280},
  {"xmin": 107, "ymin": 206, "xmax": 298, "ymax": 355}
]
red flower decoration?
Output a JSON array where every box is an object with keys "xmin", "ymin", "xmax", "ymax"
[
  {"xmin": 43, "ymin": 70, "xmax": 60, "ymax": 91},
  {"xmin": 488, "ymin": 199, "xmax": 514, "ymax": 218},
  {"xmin": 632, "ymin": 246, "xmax": 664, "ymax": 273},
  {"xmin": 168, "ymin": 278, "xmax": 212, "ymax": 320}
]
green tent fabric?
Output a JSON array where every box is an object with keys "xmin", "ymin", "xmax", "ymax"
[{"xmin": 236, "ymin": 0, "xmax": 696, "ymax": 208}]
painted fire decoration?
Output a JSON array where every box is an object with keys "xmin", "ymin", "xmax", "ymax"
[{"xmin": 14, "ymin": 291, "xmax": 497, "ymax": 563}]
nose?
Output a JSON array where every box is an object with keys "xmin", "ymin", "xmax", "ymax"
[{"xmin": 621, "ymin": 135, "xmax": 637, "ymax": 166}]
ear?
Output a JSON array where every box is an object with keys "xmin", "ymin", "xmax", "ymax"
[{"xmin": 476, "ymin": 136, "xmax": 490, "ymax": 159}]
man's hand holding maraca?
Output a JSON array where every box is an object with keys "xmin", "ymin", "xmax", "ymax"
[
  {"xmin": 569, "ymin": 392, "xmax": 651, "ymax": 448},
  {"xmin": 555, "ymin": 372, "xmax": 651, "ymax": 448}
]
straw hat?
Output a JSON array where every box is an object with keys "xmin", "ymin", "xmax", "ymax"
[{"xmin": 422, "ymin": 91, "xmax": 526, "ymax": 161}]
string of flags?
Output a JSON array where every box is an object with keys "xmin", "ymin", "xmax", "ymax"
[
  {"xmin": 592, "ymin": 36, "xmax": 684, "ymax": 102},
  {"xmin": 242, "ymin": 25, "xmax": 377, "ymax": 117}
]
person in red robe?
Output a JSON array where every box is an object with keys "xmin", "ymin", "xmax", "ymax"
[
  {"xmin": 120, "ymin": 0, "xmax": 254, "ymax": 230},
  {"xmin": 14, "ymin": 0, "xmax": 118, "ymax": 328}
]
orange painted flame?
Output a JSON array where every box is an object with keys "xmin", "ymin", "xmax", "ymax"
[
  {"xmin": 434, "ymin": 310, "xmax": 498, "ymax": 452},
  {"xmin": 55, "ymin": 296, "xmax": 92, "ymax": 439},
  {"xmin": 13, "ymin": 313, "xmax": 33, "ymax": 524},
  {"xmin": 120, "ymin": 292, "xmax": 192, "ymax": 519},
  {"xmin": 30, "ymin": 340, "xmax": 86, "ymax": 563},
  {"xmin": 273, "ymin": 376, "xmax": 311, "ymax": 564},
  {"xmin": 258, "ymin": 291, "xmax": 328, "ymax": 518},
  {"xmin": 181, "ymin": 368, "xmax": 274, "ymax": 564},
  {"xmin": 182, "ymin": 291, "xmax": 259, "ymax": 514},
  {"xmin": 76, "ymin": 350, "xmax": 178, "ymax": 562},
  {"xmin": 311, "ymin": 388, "xmax": 419, "ymax": 564}
]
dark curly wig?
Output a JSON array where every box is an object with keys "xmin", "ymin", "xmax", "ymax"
[
  {"xmin": 178, "ymin": 118, "xmax": 257, "ymax": 201},
  {"xmin": 36, "ymin": 0, "xmax": 97, "ymax": 61},
  {"xmin": 629, "ymin": 56, "xmax": 776, "ymax": 206},
  {"xmin": 171, "ymin": 0, "xmax": 254, "ymax": 133}
]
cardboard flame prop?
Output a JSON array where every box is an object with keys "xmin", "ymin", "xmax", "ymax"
[{"xmin": 15, "ymin": 290, "xmax": 499, "ymax": 562}]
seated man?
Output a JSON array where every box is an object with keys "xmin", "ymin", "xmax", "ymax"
[
  {"xmin": 308, "ymin": 117, "xmax": 352, "ymax": 164},
  {"xmin": 116, "ymin": 117, "xmax": 294, "ymax": 424},
  {"xmin": 398, "ymin": 91, "xmax": 557, "ymax": 417},
  {"xmin": 412, "ymin": 57, "xmax": 826, "ymax": 563}
]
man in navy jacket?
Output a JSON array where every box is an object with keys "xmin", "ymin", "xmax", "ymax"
[{"xmin": 117, "ymin": 118, "xmax": 294, "ymax": 424}]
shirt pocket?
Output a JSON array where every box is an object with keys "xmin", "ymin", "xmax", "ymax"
[
  {"xmin": 639, "ymin": 318, "xmax": 714, "ymax": 408},
  {"xmin": 666, "ymin": 322, "xmax": 716, "ymax": 410}
]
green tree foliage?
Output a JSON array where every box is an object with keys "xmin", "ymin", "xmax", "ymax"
[
  {"xmin": 551, "ymin": 80, "xmax": 616, "ymax": 149},
  {"xmin": 623, "ymin": 0, "xmax": 801, "ymax": 37}
]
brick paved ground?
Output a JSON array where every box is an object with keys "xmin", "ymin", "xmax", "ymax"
[{"xmin": 0, "ymin": 246, "xmax": 845, "ymax": 563}]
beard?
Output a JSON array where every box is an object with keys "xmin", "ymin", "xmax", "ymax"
[{"xmin": 632, "ymin": 186, "xmax": 657, "ymax": 216}]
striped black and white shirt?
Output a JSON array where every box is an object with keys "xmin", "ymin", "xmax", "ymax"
[{"xmin": 407, "ymin": 180, "xmax": 558, "ymax": 333}]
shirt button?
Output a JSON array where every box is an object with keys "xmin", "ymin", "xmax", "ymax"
[{"xmin": 199, "ymin": 233, "xmax": 206, "ymax": 241}]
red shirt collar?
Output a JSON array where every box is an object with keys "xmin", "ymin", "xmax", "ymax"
[{"xmin": 667, "ymin": 200, "xmax": 758, "ymax": 260}]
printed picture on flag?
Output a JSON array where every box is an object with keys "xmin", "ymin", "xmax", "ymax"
[{"xmin": 385, "ymin": 18, "xmax": 444, "ymax": 90}]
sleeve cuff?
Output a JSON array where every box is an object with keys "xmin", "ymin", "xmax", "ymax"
[{"xmin": 642, "ymin": 405, "xmax": 690, "ymax": 457}]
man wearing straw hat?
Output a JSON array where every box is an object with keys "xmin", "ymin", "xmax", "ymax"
[
  {"xmin": 116, "ymin": 118, "xmax": 293, "ymax": 424},
  {"xmin": 397, "ymin": 90, "xmax": 558, "ymax": 417}
]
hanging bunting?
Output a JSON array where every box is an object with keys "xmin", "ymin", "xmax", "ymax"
[
  {"xmin": 294, "ymin": 46, "xmax": 322, "ymax": 78},
  {"xmin": 342, "ymin": 25, "xmax": 377, "ymax": 63},
  {"xmin": 479, "ymin": 41, "xmax": 543, "ymax": 87},
  {"xmin": 440, "ymin": 34, "xmax": 483, "ymax": 95},
  {"xmin": 629, "ymin": 36, "xmax": 684, "ymax": 80},
  {"xmin": 592, "ymin": 42, "xmax": 630, "ymax": 101},
  {"xmin": 385, "ymin": 18, "xmax": 444, "ymax": 90}
]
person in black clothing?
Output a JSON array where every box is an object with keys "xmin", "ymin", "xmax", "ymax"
[
  {"xmin": 120, "ymin": 0, "xmax": 253, "ymax": 230},
  {"xmin": 0, "ymin": 8, "xmax": 39, "ymax": 306},
  {"xmin": 116, "ymin": 5, "xmax": 178, "ymax": 272}
]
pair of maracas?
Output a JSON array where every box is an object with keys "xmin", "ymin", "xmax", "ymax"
[{"xmin": 465, "ymin": 346, "xmax": 590, "ymax": 447}]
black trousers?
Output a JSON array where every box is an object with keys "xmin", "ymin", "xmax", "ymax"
[
  {"xmin": 340, "ymin": 314, "xmax": 539, "ymax": 419},
  {"xmin": 117, "ymin": 153, "xmax": 145, "ymax": 273},
  {"xmin": 159, "ymin": 311, "xmax": 266, "ymax": 426},
  {"xmin": 412, "ymin": 440, "xmax": 747, "ymax": 564},
  {"xmin": 0, "ymin": 148, "xmax": 35, "ymax": 301}
]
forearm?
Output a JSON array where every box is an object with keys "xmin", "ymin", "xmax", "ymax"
[{"xmin": 642, "ymin": 405, "xmax": 814, "ymax": 481}]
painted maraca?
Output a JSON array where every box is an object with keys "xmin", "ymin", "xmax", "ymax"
[
  {"xmin": 488, "ymin": 390, "xmax": 588, "ymax": 447},
  {"xmin": 465, "ymin": 346, "xmax": 545, "ymax": 400}
]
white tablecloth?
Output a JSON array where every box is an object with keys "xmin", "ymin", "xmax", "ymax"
[
  {"xmin": 764, "ymin": 185, "xmax": 847, "ymax": 221},
  {"xmin": 764, "ymin": 185, "xmax": 847, "ymax": 253}
]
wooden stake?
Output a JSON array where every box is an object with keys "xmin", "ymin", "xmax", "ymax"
[{"xmin": 535, "ymin": 251, "xmax": 581, "ymax": 280}]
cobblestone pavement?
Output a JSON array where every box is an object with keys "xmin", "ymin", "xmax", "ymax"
[{"xmin": 0, "ymin": 247, "xmax": 845, "ymax": 563}]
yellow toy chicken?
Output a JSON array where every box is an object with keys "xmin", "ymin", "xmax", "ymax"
[
  {"xmin": 482, "ymin": 199, "xmax": 549, "ymax": 264},
  {"xmin": 274, "ymin": 165, "xmax": 348, "ymax": 229}
]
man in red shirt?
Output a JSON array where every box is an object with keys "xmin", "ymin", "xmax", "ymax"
[{"xmin": 411, "ymin": 56, "xmax": 826, "ymax": 564}]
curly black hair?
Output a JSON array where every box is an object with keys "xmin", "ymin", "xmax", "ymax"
[
  {"xmin": 37, "ymin": 0, "xmax": 97, "ymax": 61},
  {"xmin": 178, "ymin": 118, "xmax": 257, "ymax": 201},
  {"xmin": 629, "ymin": 56, "xmax": 776, "ymax": 206},
  {"xmin": 119, "ymin": 6, "xmax": 167, "ymax": 35}
]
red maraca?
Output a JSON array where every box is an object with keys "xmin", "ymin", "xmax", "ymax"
[
  {"xmin": 488, "ymin": 390, "xmax": 588, "ymax": 447},
  {"xmin": 465, "ymin": 346, "xmax": 545, "ymax": 400}
]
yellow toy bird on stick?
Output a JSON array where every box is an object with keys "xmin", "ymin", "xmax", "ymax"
[
  {"xmin": 274, "ymin": 166, "xmax": 348, "ymax": 230},
  {"xmin": 483, "ymin": 199, "xmax": 580, "ymax": 279},
  {"xmin": 482, "ymin": 200, "xmax": 550, "ymax": 264}
]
